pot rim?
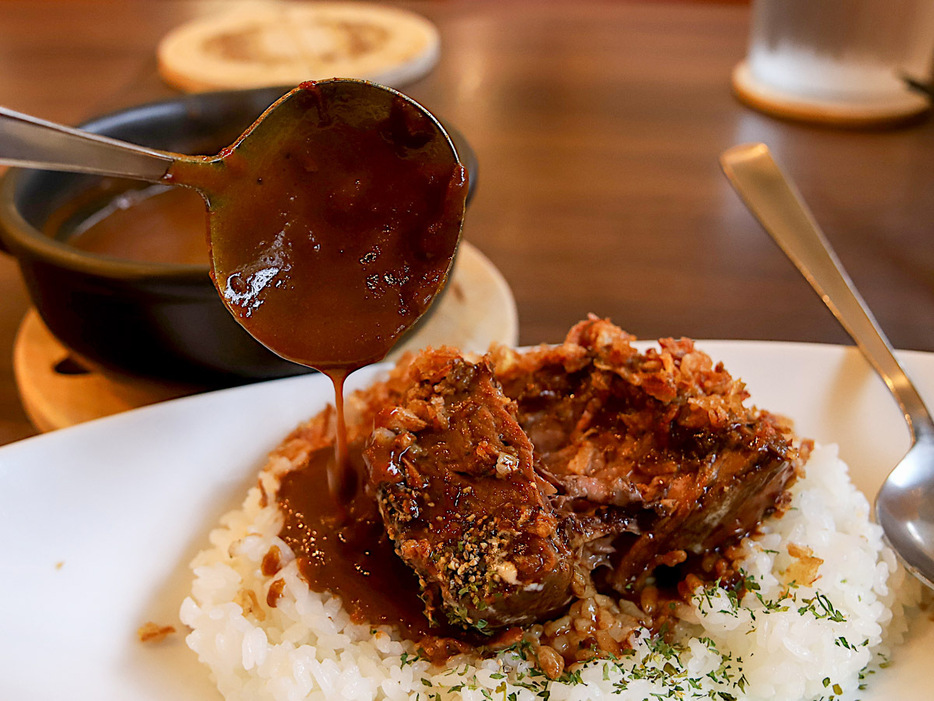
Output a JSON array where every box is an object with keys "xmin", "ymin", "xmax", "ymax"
[
  {"xmin": 0, "ymin": 167, "xmax": 211, "ymax": 281},
  {"xmin": 0, "ymin": 88, "xmax": 244, "ymax": 281}
]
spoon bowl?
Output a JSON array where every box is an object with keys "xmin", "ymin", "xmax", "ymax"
[
  {"xmin": 720, "ymin": 142, "xmax": 934, "ymax": 590},
  {"xmin": 876, "ymin": 438, "xmax": 934, "ymax": 588}
]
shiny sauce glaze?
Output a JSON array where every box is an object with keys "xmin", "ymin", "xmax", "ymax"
[
  {"xmin": 50, "ymin": 185, "xmax": 210, "ymax": 265},
  {"xmin": 277, "ymin": 443, "xmax": 493, "ymax": 651}
]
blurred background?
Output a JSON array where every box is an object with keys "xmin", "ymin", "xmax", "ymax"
[{"xmin": 0, "ymin": 0, "xmax": 932, "ymax": 445}]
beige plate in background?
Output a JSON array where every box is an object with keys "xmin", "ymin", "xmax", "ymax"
[{"xmin": 158, "ymin": 1, "xmax": 441, "ymax": 92}]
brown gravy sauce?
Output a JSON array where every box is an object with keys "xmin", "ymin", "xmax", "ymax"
[
  {"xmin": 52, "ymin": 185, "xmax": 210, "ymax": 266},
  {"xmin": 276, "ymin": 444, "xmax": 435, "ymax": 638},
  {"xmin": 164, "ymin": 82, "xmax": 468, "ymax": 639}
]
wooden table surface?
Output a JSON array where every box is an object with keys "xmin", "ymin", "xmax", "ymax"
[{"xmin": 1, "ymin": 0, "xmax": 932, "ymax": 446}]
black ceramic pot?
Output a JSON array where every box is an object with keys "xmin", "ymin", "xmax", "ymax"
[{"xmin": 0, "ymin": 87, "xmax": 476, "ymax": 385}]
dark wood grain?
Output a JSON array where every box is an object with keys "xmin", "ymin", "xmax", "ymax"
[{"xmin": 1, "ymin": 0, "xmax": 932, "ymax": 446}]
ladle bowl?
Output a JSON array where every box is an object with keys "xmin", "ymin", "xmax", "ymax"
[{"xmin": 720, "ymin": 142, "xmax": 934, "ymax": 590}]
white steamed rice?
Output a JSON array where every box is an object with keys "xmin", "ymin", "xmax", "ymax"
[{"xmin": 180, "ymin": 443, "xmax": 921, "ymax": 701}]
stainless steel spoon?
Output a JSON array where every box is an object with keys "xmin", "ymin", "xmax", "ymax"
[
  {"xmin": 0, "ymin": 80, "xmax": 466, "ymax": 371},
  {"xmin": 720, "ymin": 142, "xmax": 934, "ymax": 590},
  {"xmin": 0, "ymin": 104, "xmax": 174, "ymax": 180}
]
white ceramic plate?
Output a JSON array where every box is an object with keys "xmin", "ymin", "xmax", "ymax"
[{"xmin": 1, "ymin": 341, "xmax": 933, "ymax": 700}]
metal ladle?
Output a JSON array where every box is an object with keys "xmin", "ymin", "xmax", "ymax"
[
  {"xmin": 0, "ymin": 79, "xmax": 465, "ymax": 369},
  {"xmin": 720, "ymin": 142, "xmax": 934, "ymax": 590}
]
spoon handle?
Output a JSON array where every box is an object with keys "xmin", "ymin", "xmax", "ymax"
[
  {"xmin": 720, "ymin": 142, "xmax": 934, "ymax": 442},
  {"xmin": 0, "ymin": 106, "xmax": 175, "ymax": 181}
]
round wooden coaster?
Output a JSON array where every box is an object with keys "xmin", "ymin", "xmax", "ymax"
[
  {"xmin": 731, "ymin": 60, "xmax": 931, "ymax": 128},
  {"xmin": 13, "ymin": 312, "xmax": 198, "ymax": 433},
  {"xmin": 158, "ymin": 1, "xmax": 440, "ymax": 93},
  {"xmin": 14, "ymin": 241, "xmax": 518, "ymax": 432}
]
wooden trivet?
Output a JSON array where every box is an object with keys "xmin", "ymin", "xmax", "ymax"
[{"xmin": 14, "ymin": 241, "xmax": 518, "ymax": 432}]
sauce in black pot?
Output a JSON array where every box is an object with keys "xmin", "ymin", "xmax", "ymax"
[{"xmin": 48, "ymin": 185, "xmax": 210, "ymax": 266}]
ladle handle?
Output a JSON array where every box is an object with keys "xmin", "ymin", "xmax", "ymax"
[
  {"xmin": 0, "ymin": 106, "xmax": 175, "ymax": 181},
  {"xmin": 720, "ymin": 142, "xmax": 934, "ymax": 443}
]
